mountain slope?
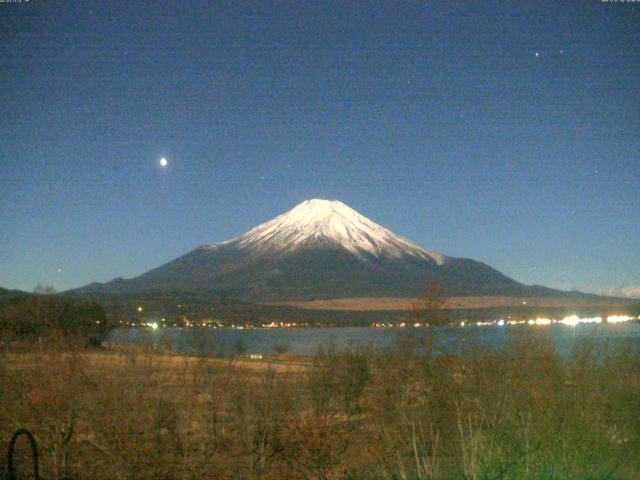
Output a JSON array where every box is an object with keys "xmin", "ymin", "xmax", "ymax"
[{"xmin": 77, "ymin": 199, "xmax": 560, "ymax": 301}]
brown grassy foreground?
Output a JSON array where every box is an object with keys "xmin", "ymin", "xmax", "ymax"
[{"xmin": 2, "ymin": 332, "xmax": 640, "ymax": 479}]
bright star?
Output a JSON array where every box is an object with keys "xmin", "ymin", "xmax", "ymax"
[{"xmin": 160, "ymin": 157, "xmax": 168, "ymax": 167}]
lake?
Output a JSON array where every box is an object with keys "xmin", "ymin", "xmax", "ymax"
[{"xmin": 106, "ymin": 320, "xmax": 640, "ymax": 357}]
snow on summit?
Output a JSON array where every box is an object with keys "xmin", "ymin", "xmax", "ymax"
[{"xmin": 215, "ymin": 199, "xmax": 446, "ymax": 264}]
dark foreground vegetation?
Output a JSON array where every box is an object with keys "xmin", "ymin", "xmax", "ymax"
[
  {"xmin": 2, "ymin": 330, "xmax": 640, "ymax": 479},
  {"xmin": 0, "ymin": 291, "xmax": 113, "ymax": 347}
]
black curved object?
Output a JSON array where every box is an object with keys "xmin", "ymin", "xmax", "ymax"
[{"xmin": 6, "ymin": 429, "xmax": 39, "ymax": 480}]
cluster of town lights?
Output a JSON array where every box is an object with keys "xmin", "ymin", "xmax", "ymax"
[
  {"xmin": 465, "ymin": 314, "xmax": 635, "ymax": 328},
  {"xmin": 370, "ymin": 315, "xmax": 637, "ymax": 329},
  {"xmin": 133, "ymin": 312, "xmax": 636, "ymax": 330}
]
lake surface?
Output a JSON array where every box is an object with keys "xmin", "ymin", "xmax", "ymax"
[{"xmin": 106, "ymin": 321, "xmax": 640, "ymax": 357}]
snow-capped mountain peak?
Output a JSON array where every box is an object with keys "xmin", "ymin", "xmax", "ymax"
[
  {"xmin": 78, "ymin": 198, "xmax": 542, "ymax": 301},
  {"xmin": 213, "ymin": 199, "xmax": 446, "ymax": 264}
]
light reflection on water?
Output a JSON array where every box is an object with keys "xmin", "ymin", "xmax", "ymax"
[{"xmin": 106, "ymin": 321, "xmax": 640, "ymax": 357}]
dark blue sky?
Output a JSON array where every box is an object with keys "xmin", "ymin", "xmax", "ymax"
[{"xmin": 1, "ymin": 1, "xmax": 639, "ymax": 294}]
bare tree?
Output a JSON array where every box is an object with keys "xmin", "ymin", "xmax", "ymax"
[
  {"xmin": 34, "ymin": 284, "xmax": 57, "ymax": 295},
  {"xmin": 412, "ymin": 282, "xmax": 448, "ymax": 327}
]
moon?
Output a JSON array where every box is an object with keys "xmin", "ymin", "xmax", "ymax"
[{"xmin": 160, "ymin": 157, "xmax": 168, "ymax": 167}]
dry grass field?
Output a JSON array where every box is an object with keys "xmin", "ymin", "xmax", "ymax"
[{"xmin": 2, "ymin": 333, "xmax": 640, "ymax": 479}]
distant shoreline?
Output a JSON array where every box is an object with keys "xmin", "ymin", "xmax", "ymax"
[{"xmin": 269, "ymin": 295, "xmax": 635, "ymax": 311}]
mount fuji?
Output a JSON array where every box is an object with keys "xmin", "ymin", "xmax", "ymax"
[{"xmin": 77, "ymin": 199, "xmax": 562, "ymax": 301}]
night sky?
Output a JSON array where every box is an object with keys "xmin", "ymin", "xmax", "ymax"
[{"xmin": 1, "ymin": 1, "xmax": 639, "ymax": 295}]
